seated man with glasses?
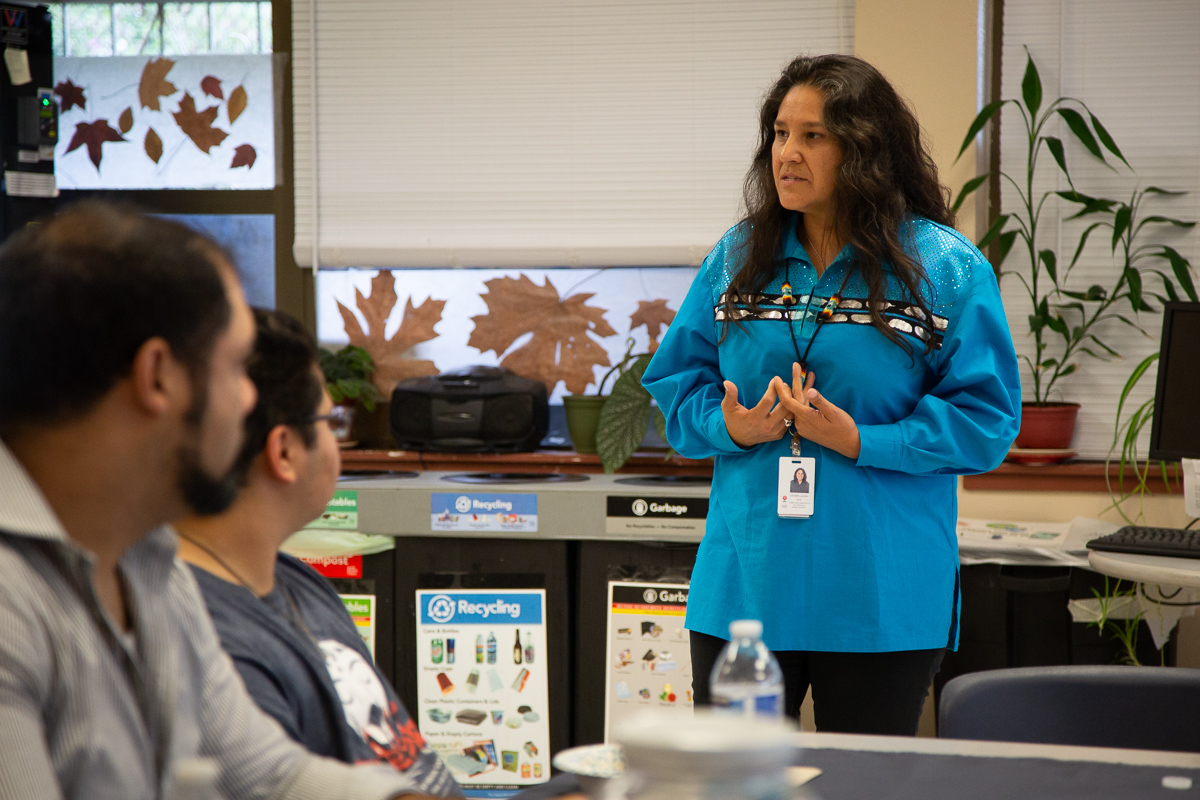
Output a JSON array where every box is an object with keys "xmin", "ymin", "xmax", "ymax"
[{"xmin": 175, "ymin": 309, "xmax": 463, "ymax": 797}]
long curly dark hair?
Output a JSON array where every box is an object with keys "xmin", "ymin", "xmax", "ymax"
[{"xmin": 723, "ymin": 54, "xmax": 954, "ymax": 356}]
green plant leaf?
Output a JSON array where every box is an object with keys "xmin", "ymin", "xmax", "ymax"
[
  {"xmin": 956, "ymin": 99, "xmax": 1006, "ymax": 161},
  {"xmin": 1088, "ymin": 334, "xmax": 1121, "ymax": 357},
  {"xmin": 1057, "ymin": 108, "xmax": 1104, "ymax": 161},
  {"xmin": 1039, "ymin": 249, "xmax": 1058, "ymax": 286},
  {"xmin": 1068, "ymin": 222, "xmax": 1105, "ymax": 269},
  {"xmin": 1046, "ymin": 314, "xmax": 1068, "ymax": 334},
  {"xmin": 1143, "ymin": 186, "xmax": 1187, "ymax": 196},
  {"xmin": 977, "ymin": 213, "xmax": 1010, "ymax": 249},
  {"xmin": 652, "ymin": 405, "xmax": 667, "ymax": 443},
  {"xmin": 1137, "ymin": 215, "xmax": 1196, "ymax": 231},
  {"xmin": 1162, "ymin": 279, "xmax": 1179, "ymax": 302},
  {"xmin": 1086, "ymin": 284, "xmax": 1107, "ymax": 301},
  {"xmin": 996, "ymin": 230, "xmax": 1019, "ymax": 267},
  {"xmin": 595, "ymin": 354, "xmax": 653, "ymax": 474},
  {"xmin": 1089, "ymin": 112, "xmax": 1129, "ymax": 168},
  {"xmin": 1125, "ymin": 267, "xmax": 1146, "ymax": 311},
  {"xmin": 951, "ymin": 173, "xmax": 990, "ymax": 214},
  {"xmin": 1058, "ymin": 363, "xmax": 1077, "ymax": 377},
  {"xmin": 1111, "ymin": 205, "xmax": 1132, "ymax": 251},
  {"xmin": 1021, "ymin": 52, "xmax": 1042, "ymax": 116},
  {"xmin": 1114, "ymin": 353, "xmax": 1158, "ymax": 441},
  {"xmin": 1158, "ymin": 246, "xmax": 1198, "ymax": 302},
  {"xmin": 1044, "ymin": 136, "xmax": 1069, "ymax": 179}
]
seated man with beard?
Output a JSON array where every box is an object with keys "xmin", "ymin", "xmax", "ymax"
[{"xmin": 0, "ymin": 204, "xmax": 422, "ymax": 800}]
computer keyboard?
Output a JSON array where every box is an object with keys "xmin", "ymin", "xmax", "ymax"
[{"xmin": 1087, "ymin": 526, "xmax": 1200, "ymax": 559}]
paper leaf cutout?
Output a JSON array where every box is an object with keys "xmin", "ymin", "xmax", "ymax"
[
  {"xmin": 118, "ymin": 107, "xmax": 133, "ymax": 134},
  {"xmin": 200, "ymin": 75, "xmax": 224, "ymax": 100},
  {"xmin": 138, "ymin": 57, "xmax": 178, "ymax": 111},
  {"xmin": 66, "ymin": 119, "xmax": 126, "ymax": 169},
  {"xmin": 145, "ymin": 128, "xmax": 163, "ymax": 163},
  {"xmin": 469, "ymin": 274, "xmax": 616, "ymax": 394},
  {"xmin": 335, "ymin": 271, "xmax": 445, "ymax": 395},
  {"xmin": 173, "ymin": 93, "xmax": 228, "ymax": 154},
  {"xmin": 54, "ymin": 79, "xmax": 86, "ymax": 112},
  {"xmin": 230, "ymin": 144, "xmax": 256, "ymax": 169},
  {"xmin": 630, "ymin": 299, "xmax": 676, "ymax": 350},
  {"xmin": 228, "ymin": 85, "xmax": 247, "ymax": 123}
]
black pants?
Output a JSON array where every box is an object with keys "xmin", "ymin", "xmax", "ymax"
[{"xmin": 690, "ymin": 630, "xmax": 945, "ymax": 736}]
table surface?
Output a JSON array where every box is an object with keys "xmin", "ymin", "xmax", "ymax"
[
  {"xmin": 794, "ymin": 732, "xmax": 1200, "ymax": 800},
  {"xmin": 1089, "ymin": 549, "xmax": 1200, "ymax": 589}
]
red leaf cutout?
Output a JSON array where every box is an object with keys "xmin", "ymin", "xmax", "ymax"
[
  {"xmin": 54, "ymin": 79, "xmax": 86, "ymax": 112},
  {"xmin": 200, "ymin": 75, "xmax": 224, "ymax": 100},
  {"xmin": 230, "ymin": 144, "xmax": 256, "ymax": 169},
  {"xmin": 173, "ymin": 93, "xmax": 228, "ymax": 154},
  {"xmin": 66, "ymin": 119, "xmax": 126, "ymax": 169}
]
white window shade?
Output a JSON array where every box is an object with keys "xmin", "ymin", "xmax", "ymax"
[
  {"xmin": 292, "ymin": 0, "xmax": 854, "ymax": 269},
  {"xmin": 1000, "ymin": 0, "xmax": 1200, "ymax": 459}
]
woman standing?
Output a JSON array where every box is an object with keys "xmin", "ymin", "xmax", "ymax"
[{"xmin": 642, "ymin": 54, "xmax": 1020, "ymax": 735}]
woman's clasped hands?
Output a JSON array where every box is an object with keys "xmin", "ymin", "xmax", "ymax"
[{"xmin": 721, "ymin": 363, "xmax": 861, "ymax": 459}]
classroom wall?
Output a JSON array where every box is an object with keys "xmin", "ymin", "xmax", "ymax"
[{"xmin": 854, "ymin": 0, "xmax": 981, "ymax": 240}]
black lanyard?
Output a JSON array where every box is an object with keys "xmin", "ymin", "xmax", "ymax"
[{"xmin": 781, "ymin": 261, "xmax": 849, "ymax": 379}]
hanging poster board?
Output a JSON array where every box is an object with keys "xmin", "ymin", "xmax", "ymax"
[
  {"xmin": 416, "ymin": 589, "xmax": 549, "ymax": 798},
  {"xmin": 604, "ymin": 581, "xmax": 694, "ymax": 741}
]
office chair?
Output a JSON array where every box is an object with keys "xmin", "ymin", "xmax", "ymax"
[{"xmin": 938, "ymin": 665, "xmax": 1200, "ymax": 752}]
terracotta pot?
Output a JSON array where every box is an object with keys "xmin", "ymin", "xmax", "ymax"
[
  {"xmin": 1015, "ymin": 402, "xmax": 1080, "ymax": 450},
  {"xmin": 562, "ymin": 394, "xmax": 608, "ymax": 454}
]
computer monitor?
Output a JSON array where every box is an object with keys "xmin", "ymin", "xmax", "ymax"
[{"xmin": 1148, "ymin": 301, "xmax": 1200, "ymax": 462}]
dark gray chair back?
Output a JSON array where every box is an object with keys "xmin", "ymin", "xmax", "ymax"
[{"xmin": 939, "ymin": 666, "xmax": 1200, "ymax": 752}]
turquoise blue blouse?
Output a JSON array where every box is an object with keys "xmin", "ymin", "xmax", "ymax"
[{"xmin": 642, "ymin": 215, "xmax": 1021, "ymax": 652}]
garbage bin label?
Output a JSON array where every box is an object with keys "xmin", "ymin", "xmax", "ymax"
[
  {"xmin": 605, "ymin": 581, "xmax": 694, "ymax": 741},
  {"xmin": 431, "ymin": 492, "xmax": 538, "ymax": 532},
  {"xmin": 605, "ymin": 495, "xmax": 707, "ymax": 536},
  {"xmin": 416, "ymin": 589, "xmax": 550, "ymax": 797}
]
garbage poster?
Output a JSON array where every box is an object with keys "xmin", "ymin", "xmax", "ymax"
[
  {"xmin": 604, "ymin": 581, "xmax": 694, "ymax": 741},
  {"xmin": 416, "ymin": 589, "xmax": 549, "ymax": 798}
]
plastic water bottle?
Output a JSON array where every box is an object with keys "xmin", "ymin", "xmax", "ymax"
[{"xmin": 709, "ymin": 619, "xmax": 784, "ymax": 720}]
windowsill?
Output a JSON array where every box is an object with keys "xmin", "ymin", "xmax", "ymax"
[
  {"xmin": 962, "ymin": 460, "xmax": 1184, "ymax": 494},
  {"xmin": 339, "ymin": 448, "xmax": 713, "ymax": 476}
]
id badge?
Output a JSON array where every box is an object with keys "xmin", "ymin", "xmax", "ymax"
[{"xmin": 778, "ymin": 457, "xmax": 815, "ymax": 518}]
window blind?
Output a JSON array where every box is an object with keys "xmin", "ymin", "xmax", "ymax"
[
  {"xmin": 1000, "ymin": 0, "xmax": 1200, "ymax": 459},
  {"xmin": 292, "ymin": 0, "xmax": 853, "ymax": 270}
]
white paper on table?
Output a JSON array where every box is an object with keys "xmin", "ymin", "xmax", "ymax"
[{"xmin": 1184, "ymin": 459, "xmax": 1199, "ymax": 519}]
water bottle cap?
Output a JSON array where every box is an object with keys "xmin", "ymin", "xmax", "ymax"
[{"xmin": 729, "ymin": 619, "xmax": 762, "ymax": 639}]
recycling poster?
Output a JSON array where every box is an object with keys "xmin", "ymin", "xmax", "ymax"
[
  {"xmin": 604, "ymin": 581, "xmax": 694, "ymax": 741},
  {"xmin": 416, "ymin": 589, "xmax": 549, "ymax": 798}
]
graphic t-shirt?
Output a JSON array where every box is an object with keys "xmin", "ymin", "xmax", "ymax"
[{"xmin": 191, "ymin": 554, "xmax": 462, "ymax": 797}]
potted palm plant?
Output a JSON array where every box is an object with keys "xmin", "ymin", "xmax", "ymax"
[{"xmin": 953, "ymin": 50, "xmax": 1192, "ymax": 456}]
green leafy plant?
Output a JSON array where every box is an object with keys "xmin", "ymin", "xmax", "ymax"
[
  {"xmin": 594, "ymin": 338, "xmax": 670, "ymax": 474},
  {"xmin": 1088, "ymin": 577, "xmax": 1148, "ymax": 666},
  {"xmin": 953, "ymin": 49, "xmax": 1168, "ymax": 404},
  {"xmin": 318, "ymin": 344, "xmax": 383, "ymax": 412}
]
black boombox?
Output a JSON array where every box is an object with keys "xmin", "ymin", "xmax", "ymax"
[{"xmin": 390, "ymin": 366, "xmax": 549, "ymax": 453}]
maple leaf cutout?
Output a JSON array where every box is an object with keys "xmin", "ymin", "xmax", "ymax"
[
  {"xmin": 54, "ymin": 79, "xmax": 86, "ymax": 112},
  {"xmin": 200, "ymin": 75, "xmax": 224, "ymax": 100},
  {"xmin": 174, "ymin": 93, "xmax": 228, "ymax": 154},
  {"xmin": 138, "ymin": 58, "xmax": 178, "ymax": 111},
  {"xmin": 228, "ymin": 85, "xmax": 247, "ymax": 124},
  {"xmin": 66, "ymin": 119, "xmax": 126, "ymax": 169},
  {"xmin": 335, "ymin": 271, "xmax": 445, "ymax": 395},
  {"xmin": 118, "ymin": 107, "xmax": 133, "ymax": 134},
  {"xmin": 230, "ymin": 144, "xmax": 256, "ymax": 169},
  {"xmin": 144, "ymin": 128, "xmax": 163, "ymax": 163},
  {"xmin": 630, "ymin": 299, "xmax": 676, "ymax": 349},
  {"xmin": 468, "ymin": 275, "xmax": 616, "ymax": 394}
]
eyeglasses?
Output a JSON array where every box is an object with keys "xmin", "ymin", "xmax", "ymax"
[{"xmin": 306, "ymin": 404, "xmax": 354, "ymax": 440}]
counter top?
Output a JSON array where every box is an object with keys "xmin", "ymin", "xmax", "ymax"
[{"xmin": 340, "ymin": 448, "xmax": 713, "ymax": 476}]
